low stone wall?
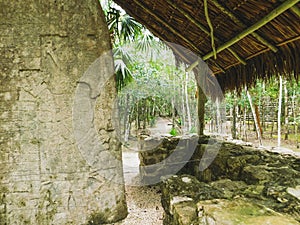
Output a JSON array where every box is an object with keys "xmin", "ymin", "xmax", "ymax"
[{"xmin": 138, "ymin": 135, "xmax": 300, "ymax": 223}]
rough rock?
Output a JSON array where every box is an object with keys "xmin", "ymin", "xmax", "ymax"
[
  {"xmin": 0, "ymin": 1, "xmax": 127, "ymax": 224},
  {"xmin": 161, "ymin": 175, "xmax": 300, "ymax": 225},
  {"xmin": 142, "ymin": 136, "xmax": 300, "ymax": 223}
]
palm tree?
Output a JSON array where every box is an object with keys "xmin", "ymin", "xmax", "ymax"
[{"xmin": 105, "ymin": 4, "xmax": 142, "ymax": 45}]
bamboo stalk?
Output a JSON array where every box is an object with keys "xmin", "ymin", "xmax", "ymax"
[
  {"xmin": 251, "ymin": 33, "xmax": 278, "ymax": 52},
  {"xmin": 227, "ymin": 48, "xmax": 247, "ymax": 65},
  {"xmin": 166, "ymin": 0, "xmax": 210, "ymax": 36},
  {"xmin": 210, "ymin": 0, "xmax": 278, "ymax": 53},
  {"xmin": 204, "ymin": 0, "xmax": 217, "ymax": 59},
  {"xmin": 277, "ymin": 35, "xmax": 300, "ymax": 46},
  {"xmin": 132, "ymin": 0, "xmax": 199, "ymax": 53},
  {"xmin": 291, "ymin": 5, "xmax": 300, "ymax": 16},
  {"xmin": 213, "ymin": 62, "xmax": 226, "ymax": 73},
  {"xmin": 213, "ymin": 35, "xmax": 300, "ymax": 74},
  {"xmin": 166, "ymin": 0, "xmax": 246, "ymax": 66},
  {"xmin": 187, "ymin": 0, "xmax": 299, "ymax": 72}
]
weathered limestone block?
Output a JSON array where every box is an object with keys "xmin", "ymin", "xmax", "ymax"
[
  {"xmin": 139, "ymin": 135, "xmax": 300, "ymax": 187},
  {"xmin": 196, "ymin": 198, "xmax": 299, "ymax": 225},
  {"xmin": 145, "ymin": 136, "xmax": 300, "ymax": 222},
  {"xmin": 161, "ymin": 175, "xmax": 300, "ymax": 225},
  {"xmin": 161, "ymin": 175, "xmax": 223, "ymax": 225},
  {"xmin": 0, "ymin": 0, "xmax": 127, "ymax": 224},
  {"xmin": 138, "ymin": 135, "xmax": 199, "ymax": 184}
]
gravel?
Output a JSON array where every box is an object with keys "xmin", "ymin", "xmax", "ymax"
[{"xmin": 112, "ymin": 184, "xmax": 163, "ymax": 225}]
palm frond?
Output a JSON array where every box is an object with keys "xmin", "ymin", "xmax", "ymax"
[
  {"xmin": 113, "ymin": 45, "xmax": 133, "ymax": 65},
  {"xmin": 119, "ymin": 14, "xmax": 142, "ymax": 42},
  {"xmin": 114, "ymin": 58, "xmax": 134, "ymax": 91}
]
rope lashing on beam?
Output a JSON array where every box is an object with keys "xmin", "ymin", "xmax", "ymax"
[{"xmin": 204, "ymin": 0, "xmax": 217, "ymax": 60}]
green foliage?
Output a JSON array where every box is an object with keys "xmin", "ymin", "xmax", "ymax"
[
  {"xmin": 149, "ymin": 116, "xmax": 157, "ymax": 127},
  {"xmin": 189, "ymin": 126, "xmax": 197, "ymax": 134},
  {"xmin": 105, "ymin": 5, "xmax": 142, "ymax": 44},
  {"xmin": 169, "ymin": 127, "xmax": 178, "ymax": 136}
]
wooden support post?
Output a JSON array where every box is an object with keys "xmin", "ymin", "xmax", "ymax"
[
  {"xmin": 197, "ymin": 85, "xmax": 207, "ymax": 135},
  {"xmin": 194, "ymin": 60, "xmax": 210, "ymax": 136}
]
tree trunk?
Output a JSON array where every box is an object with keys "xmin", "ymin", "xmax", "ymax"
[
  {"xmin": 181, "ymin": 79, "xmax": 186, "ymax": 132},
  {"xmin": 215, "ymin": 97, "xmax": 222, "ymax": 134},
  {"xmin": 278, "ymin": 76, "xmax": 283, "ymax": 147},
  {"xmin": 185, "ymin": 72, "xmax": 192, "ymax": 133},
  {"xmin": 124, "ymin": 94, "xmax": 130, "ymax": 142},
  {"xmin": 142, "ymin": 98, "xmax": 146, "ymax": 129},
  {"xmin": 291, "ymin": 88, "xmax": 299, "ymax": 148},
  {"xmin": 246, "ymin": 88, "xmax": 262, "ymax": 146},
  {"xmin": 254, "ymin": 104, "xmax": 263, "ymax": 138},
  {"xmin": 231, "ymin": 93, "xmax": 237, "ymax": 139},
  {"xmin": 137, "ymin": 101, "xmax": 141, "ymax": 129},
  {"xmin": 261, "ymin": 82, "xmax": 266, "ymax": 133},
  {"xmin": 284, "ymin": 79, "xmax": 289, "ymax": 140},
  {"xmin": 271, "ymin": 119, "xmax": 274, "ymax": 138},
  {"xmin": 243, "ymin": 104, "xmax": 247, "ymax": 141}
]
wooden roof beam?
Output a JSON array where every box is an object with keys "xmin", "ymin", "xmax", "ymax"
[
  {"xmin": 166, "ymin": 0, "xmax": 246, "ymax": 65},
  {"xmin": 187, "ymin": 0, "xmax": 299, "ymax": 72},
  {"xmin": 210, "ymin": 0, "xmax": 278, "ymax": 53},
  {"xmin": 131, "ymin": 0, "xmax": 200, "ymax": 54},
  {"xmin": 291, "ymin": 5, "xmax": 300, "ymax": 16}
]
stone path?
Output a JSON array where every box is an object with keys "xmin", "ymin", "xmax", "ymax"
[
  {"xmin": 110, "ymin": 117, "xmax": 173, "ymax": 224},
  {"xmin": 111, "ymin": 150, "xmax": 163, "ymax": 225},
  {"xmin": 112, "ymin": 184, "xmax": 163, "ymax": 225}
]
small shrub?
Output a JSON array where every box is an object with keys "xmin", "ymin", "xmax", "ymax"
[{"xmin": 169, "ymin": 127, "xmax": 178, "ymax": 136}]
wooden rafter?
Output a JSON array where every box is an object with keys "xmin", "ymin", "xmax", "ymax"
[
  {"xmin": 131, "ymin": 0, "xmax": 200, "ymax": 53},
  {"xmin": 187, "ymin": 0, "xmax": 299, "ymax": 72},
  {"xmin": 210, "ymin": 0, "xmax": 278, "ymax": 53},
  {"xmin": 291, "ymin": 5, "xmax": 300, "ymax": 16},
  {"xmin": 215, "ymin": 35, "xmax": 300, "ymax": 73},
  {"xmin": 166, "ymin": 0, "xmax": 247, "ymax": 65}
]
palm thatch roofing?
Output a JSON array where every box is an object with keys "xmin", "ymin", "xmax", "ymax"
[{"xmin": 113, "ymin": 0, "xmax": 300, "ymax": 93}]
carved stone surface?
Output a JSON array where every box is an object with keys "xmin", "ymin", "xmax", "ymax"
[{"xmin": 0, "ymin": 0, "xmax": 127, "ymax": 224}]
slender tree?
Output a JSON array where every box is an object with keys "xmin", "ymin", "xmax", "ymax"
[
  {"xmin": 284, "ymin": 79, "xmax": 289, "ymax": 140},
  {"xmin": 277, "ymin": 76, "xmax": 283, "ymax": 147},
  {"xmin": 246, "ymin": 87, "xmax": 262, "ymax": 146}
]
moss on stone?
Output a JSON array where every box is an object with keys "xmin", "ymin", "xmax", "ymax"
[
  {"xmin": 87, "ymin": 211, "xmax": 109, "ymax": 225},
  {"xmin": 86, "ymin": 199, "xmax": 128, "ymax": 225}
]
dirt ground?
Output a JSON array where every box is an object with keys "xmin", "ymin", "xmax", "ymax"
[
  {"xmin": 112, "ymin": 185, "xmax": 163, "ymax": 225},
  {"xmin": 110, "ymin": 149, "xmax": 163, "ymax": 225}
]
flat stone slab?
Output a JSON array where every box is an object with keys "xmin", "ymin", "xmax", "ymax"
[{"xmin": 196, "ymin": 198, "xmax": 299, "ymax": 225}]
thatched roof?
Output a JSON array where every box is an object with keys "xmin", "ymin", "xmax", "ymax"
[{"xmin": 113, "ymin": 0, "xmax": 300, "ymax": 92}]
